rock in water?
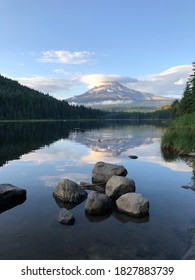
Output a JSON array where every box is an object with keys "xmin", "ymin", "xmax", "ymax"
[
  {"xmin": 105, "ymin": 175, "xmax": 135, "ymax": 200},
  {"xmin": 128, "ymin": 155, "xmax": 138, "ymax": 159},
  {"xmin": 0, "ymin": 184, "xmax": 26, "ymax": 212},
  {"xmin": 85, "ymin": 191, "xmax": 113, "ymax": 216},
  {"xmin": 53, "ymin": 179, "xmax": 87, "ymax": 204},
  {"xmin": 57, "ymin": 208, "xmax": 75, "ymax": 225},
  {"xmin": 92, "ymin": 161, "xmax": 128, "ymax": 184},
  {"xmin": 116, "ymin": 193, "xmax": 149, "ymax": 217}
]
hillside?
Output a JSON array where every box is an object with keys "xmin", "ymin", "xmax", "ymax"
[{"xmin": 0, "ymin": 75, "xmax": 103, "ymax": 120}]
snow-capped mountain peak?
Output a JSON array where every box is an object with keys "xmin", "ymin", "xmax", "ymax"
[{"xmin": 66, "ymin": 81, "xmax": 172, "ymax": 106}]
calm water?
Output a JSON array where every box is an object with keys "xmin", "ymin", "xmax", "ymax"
[{"xmin": 0, "ymin": 120, "xmax": 195, "ymax": 260}]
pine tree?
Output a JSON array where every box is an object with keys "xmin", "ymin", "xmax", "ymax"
[
  {"xmin": 175, "ymin": 62, "xmax": 195, "ymax": 116},
  {"xmin": 189, "ymin": 62, "xmax": 195, "ymax": 112}
]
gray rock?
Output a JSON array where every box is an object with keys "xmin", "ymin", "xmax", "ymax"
[
  {"xmin": 92, "ymin": 161, "xmax": 128, "ymax": 184},
  {"xmin": 0, "ymin": 184, "xmax": 26, "ymax": 212},
  {"xmin": 85, "ymin": 191, "xmax": 113, "ymax": 216},
  {"xmin": 105, "ymin": 175, "xmax": 135, "ymax": 200},
  {"xmin": 57, "ymin": 208, "xmax": 75, "ymax": 225},
  {"xmin": 116, "ymin": 193, "xmax": 149, "ymax": 217},
  {"xmin": 53, "ymin": 179, "xmax": 87, "ymax": 204}
]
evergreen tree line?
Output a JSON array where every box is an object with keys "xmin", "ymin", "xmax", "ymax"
[
  {"xmin": 103, "ymin": 107, "xmax": 171, "ymax": 120},
  {"xmin": 0, "ymin": 75, "xmax": 103, "ymax": 120},
  {"xmin": 0, "ymin": 74, "xmax": 171, "ymax": 120},
  {"xmin": 170, "ymin": 62, "xmax": 195, "ymax": 117}
]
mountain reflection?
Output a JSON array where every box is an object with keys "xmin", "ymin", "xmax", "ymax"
[
  {"xmin": 0, "ymin": 120, "xmax": 163, "ymax": 167},
  {"xmin": 68, "ymin": 125, "xmax": 162, "ymax": 157}
]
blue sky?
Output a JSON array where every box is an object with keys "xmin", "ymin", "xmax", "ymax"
[{"xmin": 0, "ymin": 0, "xmax": 194, "ymax": 99}]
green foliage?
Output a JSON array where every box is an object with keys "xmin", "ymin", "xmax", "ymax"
[
  {"xmin": 161, "ymin": 62, "xmax": 195, "ymax": 158},
  {"xmin": 161, "ymin": 112, "xmax": 195, "ymax": 155},
  {"xmin": 171, "ymin": 62, "xmax": 195, "ymax": 117},
  {"xmin": 173, "ymin": 112, "xmax": 195, "ymax": 129}
]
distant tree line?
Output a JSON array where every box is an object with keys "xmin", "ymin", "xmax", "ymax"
[
  {"xmin": 104, "ymin": 105, "xmax": 171, "ymax": 120},
  {"xmin": 170, "ymin": 62, "xmax": 195, "ymax": 117},
  {"xmin": 0, "ymin": 74, "xmax": 171, "ymax": 121}
]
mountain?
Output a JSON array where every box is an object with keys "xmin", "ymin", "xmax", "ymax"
[{"xmin": 66, "ymin": 81, "xmax": 172, "ymax": 107}]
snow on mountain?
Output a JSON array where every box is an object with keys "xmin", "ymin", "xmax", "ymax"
[{"xmin": 66, "ymin": 81, "xmax": 172, "ymax": 106}]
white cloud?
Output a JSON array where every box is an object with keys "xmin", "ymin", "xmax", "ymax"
[
  {"xmin": 16, "ymin": 75, "xmax": 79, "ymax": 94},
  {"xmin": 80, "ymin": 74, "xmax": 137, "ymax": 88},
  {"xmin": 126, "ymin": 65, "xmax": 192, "ymax": 98},
  {"xmin": 174, "ymin": 78, "xmax": 186, "ymax": 86},
  {"xmin": 38, "ymin": 50, "xmax": 95, "ymax": 64},
  {"xmin": 14, "ymin": 64, "xmax": 192, "ymax": 100}
]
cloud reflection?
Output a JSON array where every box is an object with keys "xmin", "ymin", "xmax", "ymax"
[
  {"xmin": 19, "ymin": 125, "xmax": 191, "ymax": 174},
  {"xmin": 40, "ymin": 173, "xmax": 90, "ymax": 187}
]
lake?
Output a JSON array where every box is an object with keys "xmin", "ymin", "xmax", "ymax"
[{"xmin": 0, "ymin": 120, "xmax": 195, "ymax": 260}]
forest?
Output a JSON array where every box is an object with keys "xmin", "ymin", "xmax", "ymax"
[
  {"xmin": 0, "ymin": 75, "xmax": 103, "ymax": 120},
  {"xmin": 0, "ymin": 74, "xmax": 172, "ymax": 121}
]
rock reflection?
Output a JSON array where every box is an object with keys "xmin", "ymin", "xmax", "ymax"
[
  {"xmin": 0, "ymin": 196, "xmax": 26, "ymax": 214},
  {"xmin": 85, "ymin": 205, "xmax": 150, "ymax": 224},
  {"xmin": 85, "ymin": 211, "xmax": 112, "ymax": 223},
  {"xmin": 53, "ymin": 196, "xmax": 85, "ymax": 210},
  {"xmin": 112, "ymin": 208, "xmax": 149, "ymax": 224}
]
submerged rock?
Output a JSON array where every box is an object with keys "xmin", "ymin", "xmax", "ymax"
[
  {"xmin": 53, "ymin": 179, "xmax": 87, "ymax": 204},
  {"xmin": 116, "ymin": 193, "xmax": 149, "ymax": 218},
  {"xmin": 0, "ymin": 184, "xmax": 26, "ymax": 213},
  {"xmin": 105, "ymin": 175, "xmax": 135, "ymax": 200},
  {"xmin": 92, "ymin": 161, "xmax": 128, "ymax": 184},
  {"xmin": 57, "ymin": 208, "xmax": 75, "ymax": 225},
  {"xmin": 85, "ymin": 191, "xmax": 113, "ymax": 216}
]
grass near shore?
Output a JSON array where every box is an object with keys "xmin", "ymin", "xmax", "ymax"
[{"xmin": 161, "ymin": 112, "xmax": 195, "ymax": 155}]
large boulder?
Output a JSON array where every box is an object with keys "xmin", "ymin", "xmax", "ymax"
[
  {"xmin": 0, "ymin": 184, "xmax": 26, "ymax": 212},
  {"xmin": 92, "ymin": 161, "xmax": 128, "ymax": 184},
  {"xmin": 105, "ymin": 175, "xmax": 135, "ymax": 200},
  {"xmin": 57, "ymin": 208, "xmax": 75, "ymax": 225},
  {"xmin": 85, "ymin": 191, "xmax": 113, "ymax": 216},
  {"xmin": 53, "ymin": 179, "xmax": 87, "ymax": 204},
  {"xmin": 116, "ymin": 193, "xmax": 149, "ymax": 217}
]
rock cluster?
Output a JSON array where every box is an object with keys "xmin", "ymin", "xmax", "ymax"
[{"xmin": 53, "ymin": 161, "xmax": 149, "ymax": 225}]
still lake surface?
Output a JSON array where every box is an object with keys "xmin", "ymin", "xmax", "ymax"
[{"xmin": 0, "ymin": 120, "xmax": 195, "ymax": 260}]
